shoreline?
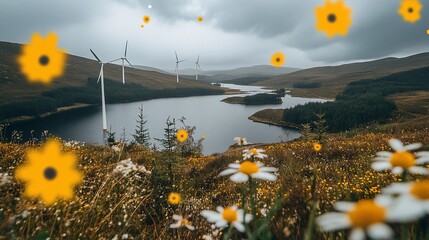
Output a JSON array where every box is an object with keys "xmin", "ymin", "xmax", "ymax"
[{"xmin": 248, "ymin": 109, "xmax": 301, "ymax": 130}]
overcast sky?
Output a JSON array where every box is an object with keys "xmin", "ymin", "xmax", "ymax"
[{"xmin": 1, "ymin": 0, "xmax": 428, "ymax": 70}]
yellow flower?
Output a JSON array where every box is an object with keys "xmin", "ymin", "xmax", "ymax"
[
  {"xmin": 168, "ymin": 192, "xmax": 181, "ymax": 205},
  {"xmin": 201, "ymin": 135, "xmax": 206, "ymax": 139},
  {"xmin": 15, "ymin": 139, "xmax": 82, "ymax": 205},
  {"xmin": 398, "ymin": 0, "xmax": 422, "ymax": 23},
  {"xmin": 177, "ymin": 129, "xmax": 189, "ymax": 143},
  {"xmin": 271, "ymin": 52, "xmax": 285, "ymax": 67},
  {"xmin": 313, "ymin": 143, "xmax": 322, "ymax": 152},
  {"xmin": 18, "ymin": 33, "xmax": 67, "ymax": 84},
  {"xmin": 143, "ymin": 15, "xmax": 151, "ymax": 24},
  {"xmin": 315, "ymin": 0, "xmax": 352, "ymax": 38},
  {"xmin": 197, "ymin": 16, "xmax": 204, "ymax": 22}
]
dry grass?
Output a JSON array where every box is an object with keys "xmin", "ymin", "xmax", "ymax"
[{"xmin": 0, "ymin": 127, "xmax": 428, "ymax": 239}]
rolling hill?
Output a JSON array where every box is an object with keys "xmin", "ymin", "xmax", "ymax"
[
  {"xmin": 0, "ymin": 41, "xmax": 224, "ymax": 106},
  {"xmin": 252, "ymin": 53, "xmax": 429, "ymax": 98}
]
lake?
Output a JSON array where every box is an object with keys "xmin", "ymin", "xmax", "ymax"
[{"xmin": 8, "ymin": 84, "xmax": 326, "ymax": 154}]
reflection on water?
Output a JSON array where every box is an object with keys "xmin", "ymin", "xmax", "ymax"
[{"xmin": 9, "ymin": 84, "xmax": 326, "ymax": 154}]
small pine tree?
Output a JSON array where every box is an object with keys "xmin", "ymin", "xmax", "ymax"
[
  {"xmin": 154, "ymin": 117, "xmax": 177, "ymax": 152},
  {"xmin": 106, "ymin": 126, "xmax": 116, "ymax": 146},
  {"xmin": 312, "ymin": 113, "xmax": 328, "ymax": 142},
  {"xmin": 132, "ymin": 104, "xmax": 150, "ymax": 147}
]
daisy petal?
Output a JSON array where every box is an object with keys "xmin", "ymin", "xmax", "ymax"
[
  {"xmin": 259, "ymin": 167, "xmax": 278, "ymax": 172},
  {"xmin": 387, "ymin": 196, "xmax": 424, "ymax": 222},
  {"xmin": 391, "ymin": 166, "xmax": 404, "ymax": 175},
  {"xmin": 201, "ymin": 211, "xmax": 221, "ymax": 222},
  {"xmin": 172, "ymin": 215, "xmax": 182, "ymax": 221},
  {"xmin": 185, "ymin": 225, "xmax": 195, "ymax": 231},
  {"xmin": 382, "ymin": 183, "xmax": 409, "ymax": 195},
  {"xmin": 371, "ymin": 162, "xmax": 391, "ymax": 171},
  {"xmin": 389, "ymin": 139, "xmax": 405, "ymax": 152},
  {"xmin": 251, "ymin": 172, "xmax": 277, "ymax": 181},
  {"xmin": 408, "ymin": 166, "xmax": 429, "ymax": 175},
  {"xmin": 373, "ymin": 156, "xmax": 389, "ymax": 161},
  {"xmin": 227, "ymin": 163, "xmax": 241, "ymax": 169},
  {"xmin": 170, "ymin": 222, "xmax": 181, "ymax": 228},
  {"xmin": 416, "ymin": 157, "xmax": 429, "ymax": 164},
  {"xmin": 230, "ymin": 172, "xmax": 249, "ymax": 182},
  {"xmin": 367, "ymin": 223, "xmax": 393, "ymax": 240},
  {"xmin": 404, "ymin": 143, "xmax": 422, "ymax": 151},
  {"xmin": 316, "ymin": 213, "xmax": 350, "ymax": 232},
  {"xmin": 349, "ymin": 228, "xmax": 365, "ymax": 240},
  {"xmin": 376, "ymin": 151, "xmax": 393, "ymax": 158},
  {"xmin": 416, "ymin": 151, "xmax": 429, "ymax": 157},
  {"xmin": 215, "ymin": 219, "xmax": 227, "ymax": 229},
  {"xmin": 233, "ymin": 222, "xmax": 245, "ymax": 232},
  {"xmin": 218, "ymin": 169, "xmax": 237, "ymax": 177},
  {"xmin": 334, "ymin": 202, "xmax": 356, "ymax": 212}
]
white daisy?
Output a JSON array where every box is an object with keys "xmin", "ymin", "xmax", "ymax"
[
  {"xmin": 233, "ymin": 137, "xmax": 249, "ymax": 146},
  {"xmin": 169, "ymin": 214, "xmax": 195, "ymax": 231},
  {"xmin": 371, "ymin": 138, "xmax": 428, "ymax": 175},
  {"xmin": 316, "ymin": 198, "xmax": 395, "ymax": 240},
  {"xmin": 201, "ymin": 206, "xmax": 253, "ymax": 232},
  {"xmin": 382, "ymin": 180, "xmax": 429, "ymax": 222},
  {"xmin": 219, "ymin": 161, "xmax": 277, "ymax": 182},
  {"xmin": 0, "ymin": 172, "xmax": 12, "ymax": 186},
  {"xmin": 113, "ymin": 158, "xmax": 150, "ymax": 176},
  {"xmin": 243, "ymin": 148, "xmax": 268, "ymax": 160}
]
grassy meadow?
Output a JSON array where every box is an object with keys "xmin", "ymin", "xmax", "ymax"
[{"xmin": 0, "ymin": 123, "xmax": 428, "ymax": 239}]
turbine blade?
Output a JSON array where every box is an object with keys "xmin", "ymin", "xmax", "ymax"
[
  {"xmin": 107, "ymin": 58, "xmax": 122, "ymax": 63},
  {"xmin": 124, "ymin": 41, "xmax": 128, "ymax": 57},
  {"xmin": 197, "ymin": 63, "xmax": 201, "ymax": 69},
  {"xmin": 90, "ymin": 49, "xmax": 102, "ymax": 63},
  {"xmin": 197, "ymin": 55, "xmax": 200, "ymax": 62},
  {"xmin": 97, "ymin": 64, "xmax": 104, "ymax": 83},
  {"xmin": 125, "ymin": 58, "xmax": 134, "ymax": 68},
  {"xmin": 175, "ymin": 51, "xmax": 178, "ymax": 61},
  {"xmin": 178, "ymin": 60, "xmax": 185, "ymax": 63}
]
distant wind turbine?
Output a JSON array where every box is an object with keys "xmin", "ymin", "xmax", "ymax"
[
  {"xmin": 90, "ymin": 49, "xmax": 108, "ymax": 132},
  {"xmin": 109, "ymin": 41, "xmax": 133, "ymax": 84},
  {"xmin": 195, "ymin": 55, "xmax": 201, "ymax": 80},
  {"xmin": 175, "ymin": 51, "xmax": 185, "ymax": 83}
]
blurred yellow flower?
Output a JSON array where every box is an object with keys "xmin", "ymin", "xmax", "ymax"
[
  {"xmin": 177, "ymin": 129, "xmax": 189, "ymax": 143},
  {"xmin": 18, "ymin": 33, "xmax": 67, "ymax": 84},
  {"xmin": 398, "ymin": 0, "xmax": 422, "ymax": 23},
  {"xmin": 197, "ymin": 16, "xmax": 204, "ymax": 22},
  {"xmin": 15, "ymin": 139, "xmax": 82, "ymax": 205},
  {"xmin": 271, "ymin": 52, "xmax": 285, "ymax": 67},
  {"xmin": 315, "ymin": 0, "xmax": 352, "ymax": 37},
  {"xmin": 313, "ymin": 143, "xmax": 322, "ymax": 152},
  {"xmin": 168, "ymin": 192, "xmax": 181, "ymax": 205},
  {"xmin": 143, "ymin": 15, "xmax": 151, "ymax": 24}
]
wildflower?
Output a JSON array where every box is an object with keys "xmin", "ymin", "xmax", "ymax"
[
  {"xmin": 15, "ymin": 139, "xmax": 82, "ymax": 205},
  {"xmin": 382, "ymin": 180, "xmax": 429, "ymax": 222},
  {"xmin": 371, "ymin": 139, "xmax": 428, "ymax": 175},
  {"xmin": 177, "ymin": 129, "xmax": 189, "ymax": 143},
  {"xmin": 202, "ymin": 135, "xmax": 206, "ymax": 139},
  {"xmin": 197, "ymin": 16, "xmax": 204, "ymax": 22},
  {"xmin": 18, "ymin": 33, "xmax": 67, "ymax": 83},
  {"xmin": 313, "ymin": 143, "xmax": 322, "ymax": 152},
  {"xmin": 271, "ymin": 52, "xmax": 285, "ymax": 67},
  {"xmin": 201, "ymin": 206, "xmax": 253, "ymax": 232},
  {"xmin": 168, "ymin": 192, "xmax": 181, "ymax": 205},
  {"xmin": 0, "ymin": 172, "xmax": 12, "ymax": 186},
  {"xmin": 219, "ymin": 161, "xmax": 277, "ymax": 182},
  {"xmin": 317, "ymin": 198, "xmax": 394, "ymax": 240},
  {"xmin": 143, "ymin": 15, "xmax": 150, "ymax": 24},
  {"xmin": 233, "ymin": 137, "xmax": 248, "ymax": 146},
  {"xmin": 315, "ymin": 0, "xmax": 352, "ymax": 37},
  {"xmin": 113, "ymin": 158, "xmax": 150, "ymax": 176},
  {"xmin": 112, "ymin": 145, "xmax": 121, "ymax": 153},
  {"xmin": 170, "ymin": 214, "xmax": 195, "ymax": 230},
  {"xmin": 398, "ymin": 0, "xmax": 422, "ymax": 23},
  {"xmin": 243, "ymin": 148, "xmax": 268, "ymax": 160}
]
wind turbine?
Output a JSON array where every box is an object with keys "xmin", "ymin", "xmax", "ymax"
[
  {"xmin": 195, "ymin": 55, "xmax": 201, "ymax": 80},
  {"xmin": 90, "ymin": 49, "xmax": 108, "ymax": 133},
  {"xmin": 109, "ymin": 41, "xmax": 133, "ymax": 84},
  {"xmin": 175, "ymin": 51, "xmax": 185, "ymax": 83}
]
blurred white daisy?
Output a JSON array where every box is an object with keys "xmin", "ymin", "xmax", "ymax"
[
  {"xmin": 201, "ymin": 206, "xmax": 253, "ymax": 232},
  {"xmin": 382, "ymin": 180, "xmax": 429, "ymax": 222},
  {"xmin": 169, "ymin": 214, "xmax": 195, "ymax": 231},
  {"xmin": 0, "ymin": 172, "xmax": 12, "ymax": 186},
  {"xmin": 112, "ymin": 145, "xmax": 121, "ymax": 153},
  {"xmin": 113, "ymin": 158, "xmax": 151, "ymax": 176},
  {"xmin": 317, "ymin": 198, "xmax": 395, "ymax": 240},
  {"xmin": 219, "ymin": 161, "xmax": 277, "ymax": 182},
  {"xmin": 233, "ymin": 137, "xmax": 248, "ymax": 146},
  {"xmin": 243, "ymin": 148, "xmax": 268, "ymax": 160},
  {"xmin": 372, "ymin": 139, "xmax": 428, "ymax": 175}
]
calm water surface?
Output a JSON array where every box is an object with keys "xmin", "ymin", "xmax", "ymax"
[{"xmin": 10, "ymin": 84, "xmax": 326, "ymax": 154}]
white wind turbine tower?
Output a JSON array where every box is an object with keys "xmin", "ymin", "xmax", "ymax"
[
  {"xmin": 175, "ymin": 51, "xmax": 185, "ymax": 83},
  {"xmin": 195, "ymin": 55, "xmax": 201, "ymax": 80},
  {"xmin": 90, "ymin": 49, "xmax": 108, "ymax": 133},
  {"xmin": 109, "ymin": 41, "xmax": 133, "ymax": 84}
]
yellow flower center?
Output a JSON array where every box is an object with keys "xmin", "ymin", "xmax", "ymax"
[
  {"xmin": 347, "ymin": 200, "xmax": 386, "ymax": 228},
  {"xmin": 313, "ymin": 143, "xmax": 322, "ymax": 152},
  {"xmin": 410, "ymin": 181, "xmax": 429, "ymax": 200},
  {"xmin": 222, "ymin": 208, "xmax": 238, "ymax": 223},
  {"xmin": 249, "ymin": 148, "xmax": 259, "ymax": 156},
  {"xmin": 39, "ymin": 55, "xmax": 50, "ymax": 66},
  {"xmin": 390, "ymin": 151, "xmax": 415, "ymax": 169},
  {"xmin": 168, "ymin": 192, "xmax": 181, "ymax": 205},
  {"xmin": 240, "ymin": 138, "xmax": 245, "ymax": 144},
  {"xmin": 43, "ymin": 167, "xmax": 57, "ymax": 180},
  {"xmin": 327, "ymin": 13, "xmax": 336, "ymax": 23},
  {"xmin": 239, "ymin": 161, "xmax": 259, "ymax": 175},
  {"xmin": 181, "ymin": 218, "xmax": 189, "ymax": 226}
]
